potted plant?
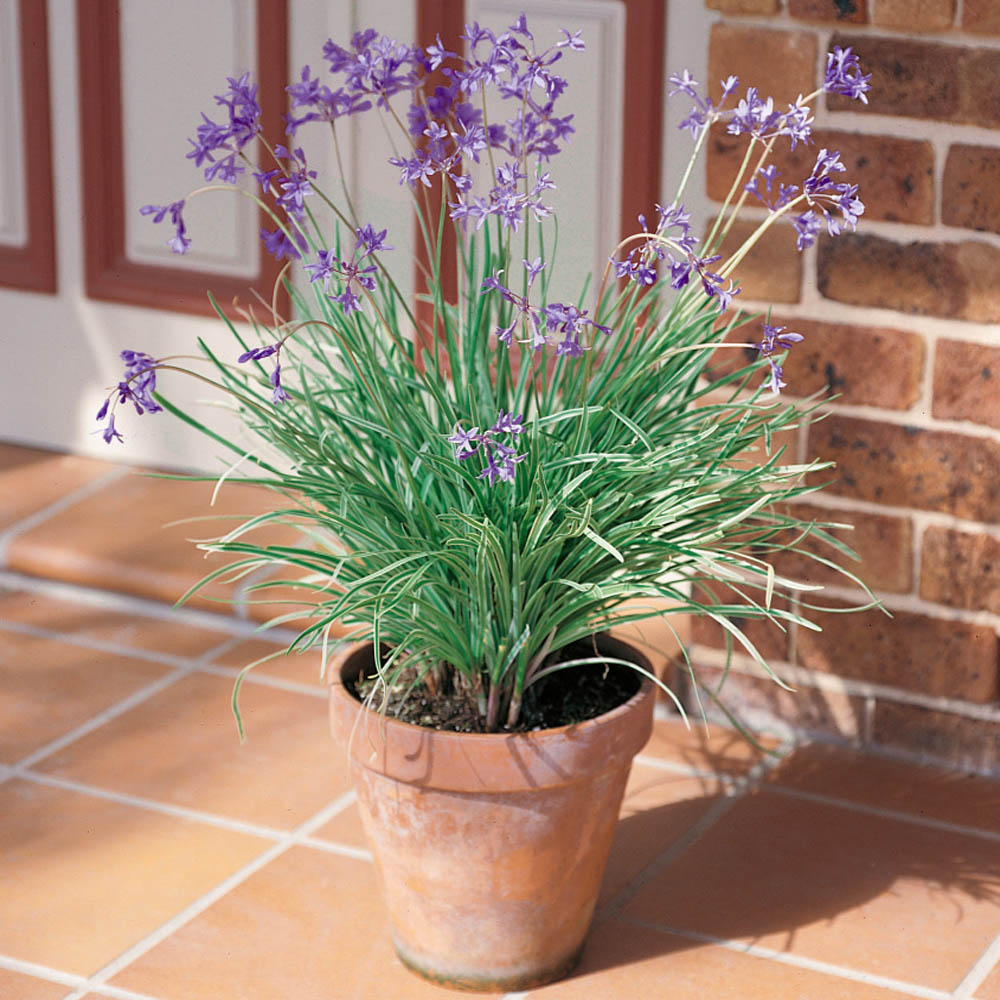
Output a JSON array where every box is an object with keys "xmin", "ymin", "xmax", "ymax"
[{"xmin": 97, "ymin": 15, "xmax": 874, "ymax": 991}]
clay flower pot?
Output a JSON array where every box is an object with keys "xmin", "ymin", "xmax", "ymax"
[{"xmin": 328, "ymin": 635, "xmax": 655, "ymax": 992}]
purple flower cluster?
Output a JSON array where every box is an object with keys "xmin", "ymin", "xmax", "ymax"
[
  {"xmin": 793, "ymin": 148, "xmax": 865, "ymax": 250},
  {"xmin": 95, "ymin": 350, "xmax": 162, "ymax": 444},
  {"xmin": 381, "ymin": 17, "xmax": 582, "ymax": 231},
  {"xmin": 285, "ymin": 30, "xmax": 424, "ymax": 135},
  {"xmin": 449, "ymin": 410, "xmax": 526, "ymax": 485},
  {"xmin": 754, "ymin": 323, "xmax": 804, "ymax": 395},
  {"xmin": 482, "ymin": 258, "xmax": 611, "ymax": 355},
  {"xmin": 610, "ymin": 204, "xmax": 739, "ymax": 313},
  {"xmin": 186, "ymin": 72, "xmax": 262, "ymax": 179},
  {"xmin": 303, "ymin": 223, "xmax": 392, "ymax": 316},
  {"xmin": 449, "ymin": 162, "xmax": 555, "ymax": 232}
]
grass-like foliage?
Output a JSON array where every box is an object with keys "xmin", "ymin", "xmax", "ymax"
[{"xmin": 104, "ymin": 18, "xmax": 878, "ymax": 732}]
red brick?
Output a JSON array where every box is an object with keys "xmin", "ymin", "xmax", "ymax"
[
  {"xmin": 956, "ymin": 49, "xmax": 1000, "ymax": 129},
  {"xmin": 943, "ymin": 145, "xmax": 1000, "ymax": 235},
  {"xmin": 920, "ymin": 527, "xmax": 1000, "ymax": 615},
  {"xmin": 797, "ymin": 600, "xmax": 999, "ymax": 703},
  {"xmin": 962, "ymin": 0, "xmax": 1000, "ymax": 35},
  {"xmin": 827, "ymin": 34, "xmax": 961, "ymax": 121},
  {"xmin": 684, "ymin": 663, "xmax": 867, "ymax": 741},
  {"xmin": 708, "ymin": 25, "xmax": 817, "ymax": 107},
  {"xmin": 807, "ymin": 414, "xmax": 1000, "ymax": 523},
  {"xmin": 774, "ymin": 502, "xmax": 913, "ymax": 594},
  {"xmin": 788, "ymin": 0, "xmax": 867, "ymax": 23},
  {"xmin": 706, "ymin": 0, "xmax": 779, "ymax": 12},
  {"xmin": 933, "ymin": 338, "xmax": 1000, "ymax": 430},
  {"xmin": 817, "ymin": 233, "xmax": 1000, "ymax": 323},
  {"xmin": 871, "ymin": 701, "xmax": 1000, "ymax": 772},
  {"xmin": 708, "ymin": 315, "xmax": 924, "ymax": 410},
  {"xmin": 871, "ymin": 0, "xmax": 956, "ymax": 32},
  {"xmin": 707, "ymin": 127, "xmax": 934, "ymax": 226},
  {"xmin": 714, "ymin": 218, "xmax": 801, "ymax": 303}
]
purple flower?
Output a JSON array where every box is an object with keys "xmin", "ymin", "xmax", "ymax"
[
  {"xmin": 270, "ymin": 363, "xmax": 289, "ymax": 404},
  {"xmin": 355, "ymin": 223, "xmax": 393, "ymax": 256},
  {"xmin": 425, "ymin": 34, "xmax": 457, "ymax": 71},
  {"xmin": 100, "ymin": 412, "xmax": 123, "ymax": 444},
  {"xmin": 140, "ymin": 200, "xmax": 189, "ymax": 255},
  {"xmin": 448, "ymin": 425, "xmax": 480, "ymax": 458},
  {"xmin": 260, "ymin": 225, "xmax": 305, "ymax": 261},
  {"xmin": 276, "ymin": 171, "xmax": 314, "ymax": 215},
  {"xmin": 824, "ymin": 46, "xmax": 871, "ymax": 104},
  {"xmin": 754, "ymin": 323, "xmax": 804, "ymax": 396},
  {"xmin": 238, "ymin": 344, "xmax": 278, "ymax": 363},
  {"xmin": 331, "ymin": 287, "xmax": 362, "ymax": 315},
  {"xmin": 490, "ymin": 410, "xmax": 524, "ymax": 436},
  {"xmin": 304, "ymin": 248, "xmax": 339, "ymax": 292}
]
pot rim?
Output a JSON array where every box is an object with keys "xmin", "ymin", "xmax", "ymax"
[{"xmin": 328, "ymin": 635, "xmax": 657, "ymax": 791}]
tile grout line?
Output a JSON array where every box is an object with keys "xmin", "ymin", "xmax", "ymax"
[
  {"xmin": 950, "ymin": 928, "xmax": 1000, "ymax": 999},
  {"xmin": 0, "ymin": 610, "xmax": 328, "ymax": 699},
  {"xmin": 8, "ymin": 768, "xmax": 366, "ymax": 859},
  {"xmin": 764, "ymin": 782, "xmax": 1000, "ymax": 845},
  {"xmin": 616, "ymin": 916, "xmax": 953, "ymax": 1000},
  {"xmin": 59, "ymin": 790, "xmax": 361, "ymax": 1000},
  {"xmin": 0, "ymin": 953, "xmax": 163, "ymax": 1000},
  {"xmin": 0, "ymin": 466, "xmax": 130, "ymax": 565},
  {"xmin": 11, "ymin": 667, "xmax": 195, "ymax": 772},
  {"xmin": 0, "ymin": 568, "xmax": 303, "ymax": 644},
  {"xmin": 0, "ymin": 627, "xmax": 257, "ymax": 785}
]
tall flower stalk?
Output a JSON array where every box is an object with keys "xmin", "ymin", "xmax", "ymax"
[{"xmin": 97, "ymin": 20, "xmax": 875, "ymax": 733}]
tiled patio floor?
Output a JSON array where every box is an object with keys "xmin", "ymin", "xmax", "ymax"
[{"xmin": 2, "ymin": 442, "xmax": 1000, "ymax": 1000}]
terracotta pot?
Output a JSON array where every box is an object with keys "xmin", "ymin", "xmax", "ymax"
[{"xmin": 328, "ymin": 635, "xmax": 655, "ymax": 992}]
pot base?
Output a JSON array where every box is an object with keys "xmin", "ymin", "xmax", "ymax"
[{"xmin": 394, "ymin": 936, "xmax": 584, "ymax": 993}]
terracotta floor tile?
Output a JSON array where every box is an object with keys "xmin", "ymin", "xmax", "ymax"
[
  {"xmin": 598, "ymin": 765, "xmax": 721, "ymax": 907},
  {"xmin": 0, "ymin": 588, "xmax": 230, "ymax": 657},
  {"xmin": 36, "ymin": 670, "xmax": 351, "ymax": 829},
  {"xmin": 0, "ymin": 443, "xmax": 114, "ymax": 531},
  {"xmin": 112, "ymin": 845, "xmax": 495, "ymax": 999},
  {"xmin": 768, "ymin": 742, "xmax": 1000, "ymax": 833},
  {"xmin": 623, "ymin": 787, "xmax": 1000, "ymax": 992},
  {"xmin": 312, "ymin": 798, "xmax": 368, "ymax": 849},
  {"xmin": 977, "ymin": 955, "xmax": 1000, "ymax": 999},
  {"xmin": 524, "ymin": 919, "xmax": 918, "ymax": 998},
  {"xmin": 0, "ymin": 630, "xmax": 170, "ymax": 763},
  {"xmin": 0, "ymin": 968, "xmax": 71, "ymax": 999},
  {"xmin": 5, "ymin": 472, "xmax": 301, "ymax": 613},
  {"xmin": 0, "ymin": 779, "xmax": 268, "ymax": 976},
  {"xmin": 638, "ymin": 716, "xmax": 781, "ymax": 778}
]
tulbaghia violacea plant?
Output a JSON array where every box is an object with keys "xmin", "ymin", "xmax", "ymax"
[{"xmin": 97, "ymin": 20, "xmax": 877, "ymax": 733}]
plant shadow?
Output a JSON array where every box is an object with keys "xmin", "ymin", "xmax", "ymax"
[{"xmin": 575, "ymin": 743, "xmax": 1000, "ymax": 981}]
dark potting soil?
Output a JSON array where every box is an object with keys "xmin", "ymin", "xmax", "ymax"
[{"xmin": 350, "ymin": 640, "xmax": 642, "ymax": 734}]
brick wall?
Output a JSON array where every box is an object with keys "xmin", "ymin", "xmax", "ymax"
[{"xmin": 694, "ymin": 0, "xmax": 1000, "ymax": 774}]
